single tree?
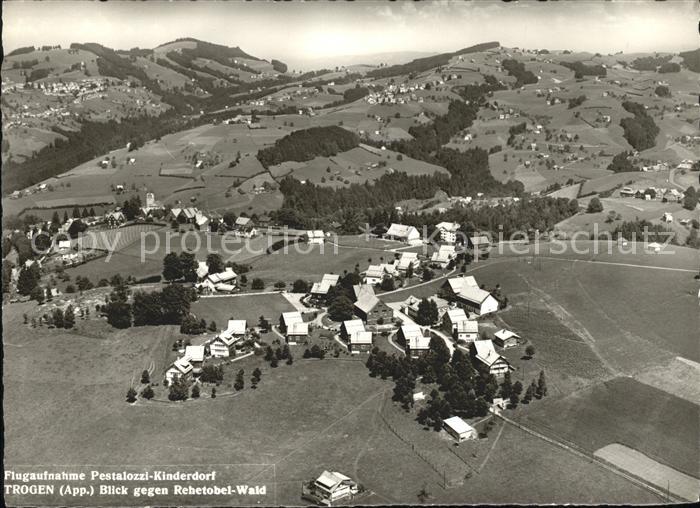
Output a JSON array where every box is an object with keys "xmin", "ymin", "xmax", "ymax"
[
  {"xmin": 141, "ymin": 385, "xmax": 154, "ymax": 400},
  {"xmin": 63, "ymin": 305, "xmax": 75, "ymax": 329},
  {"xmin": 141, "ymin": 370, "xmax": 150, "ymax": 384},
  {"xmin": 191, "ymin": 385, "xmax": 200, "ymax": 398},
  {"xmin": 525, "ymin": 344, "xmax": 536, "ymax": 358},
  {"xmin": 126, "ymin": 387, "xmax": 137, "ymax": 403}
]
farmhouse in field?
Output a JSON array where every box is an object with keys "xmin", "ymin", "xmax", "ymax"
[
  {"xmin": 398, "ymin": 323, "xmax": 432, "ymax": 357},
  {"xmin": 441, "ymin": 276, "xmax": 499, "ymax": 316},
  {"xmin": 310, "ymin": 471, "xmax": 359, "ymax": 505},
  {"xmin": 353, "ymin": 284, "xmax": 393, "ymax": 325},
  {"xmin": 471, "ymin": 340, "xmax": 512, "ymax": 377},
  {"xmin": 396, "ymin": 252, "xmax": 420, "ymax": 274},
  {"xmin": 363, "ymin": 263, "xmax": 396, "ymax": 285},
  {"xmin": 385, "ymin": 223, "xmax": 421, "ymax": 245},
  {"xmin": 280, "ymin": 311, "xmax": 308, "ymax": 344},
  {"xmin": 430, "ymin": 244, "xmax": 457, "ymax": 267},
  {"xmin": 306, "ymin": 230, "xmax": 325, "ymax": 245},
  {"xmin": 443, "ymin": 416, "xmax": 476, "ymax": 442},
  {"xmin": 493, "ymin": 329, "xmax": 520, "ymax": 348},
  {"xmin": 435, "ymin": 221, "xmax": 461, "ymax": 244},
  {"xmin": 234, "ymin": 216, "xmax": 258, "ymax": 237},
  {"xmin": 105, "ymin": 211, "xmax": 126, "ymax": 228},
  {"xmin": 210, "ymin": 319, "xmax": 246, "ymax": 358},
  {"xmin": 443, "ymin": 308, "xmax": 478, "ymax": 342},
  {"xmin": 340, "ymin": 319, "xmax": 374, "ymax": 352},
  {"xmin": 310, "ymin": 273, "xmax": 340, "ymax": 300},
  {"xmin": 165, "ymin": 357, "xmax": 193, "ymax": 384},
  {"xmin": 184, "ymin": 345, "xmax": 205, "ymax": 368}
]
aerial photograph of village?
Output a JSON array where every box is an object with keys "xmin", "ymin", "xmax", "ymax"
[{"xmin": 1, "ymin": 0, "xmax": 699, "ymax": 506}]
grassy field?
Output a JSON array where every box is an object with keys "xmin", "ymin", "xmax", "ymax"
[
  {"xmin": 190, "ymin": 293, "xmax": 296, "ymax": 327},
  {"xmin": 594, "ymin": 444, "xmax": 699, "ymax": 502},
  {"xmin": 519, "ymin": 377, "xmax": 700, "ymax": 478}
]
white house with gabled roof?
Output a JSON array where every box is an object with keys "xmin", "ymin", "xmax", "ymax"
[
  {"xmin": 471, "ymin": 340, "xmax": 512, "ymax": 377},
  {"xmin": 385, "ymin": 223, "xmax": 421, "ymax": 245}
]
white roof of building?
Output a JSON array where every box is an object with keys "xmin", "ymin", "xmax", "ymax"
[
  {"xmin": 315, "ymin": 471, "xmax": 352, "ymax": 491},
  {"xmin": 306, "ymin": 230, "xmax": 325, "ymax": 239},
  {"xmin": 436, "ymin": 221, "xmax": 460, "ymax": 232},
  {"xmin": 386, "ymin": 223, "xmax": 419, "ymax": 239},
  {"xmin": 172, "ymin": 357, "xmax": 193, "ymax": 375},
  {"xmin": 235, "ymin": 216, "xmax": 252, "ymax": 226},
  {"xmin": 343, "ymin": 319, "xmax": 366, "ymax": 336},
  {"xmin": 470, "ymin": 235, "xmax": 491, "ymax": 246},
  {"xmin": 443, "ymin": 416, "xmax": 475, "ymax": 435},
  {"xmin": 446, "ymin": 308, "xmax": 469, "ymax": 323},
  {"xmin": 402, "ymin": 323, "xmax": 431, "ymax": 350},
  {"xmin": 196, "ymin": 261, "xmax": 209, "ymax": 279},
  {"xmin": 288, "ymin": 321, "xmax": 309, "ymax": 336},
  {"xmin": 222, "ymin": 319, "xmax": 246, "ymax": 337},
  {"xmin": 353, "ymin": 285, "xmax": 381, "ymax": 314},
  {"xmin": 350, "ymin": 331, "xmax": 373, "ymax": 345},
  {"xmin": 456, "ymin": 320, "xmax": 479, "ymax": 334},
  {"xmin": 208, "ymin": 267, "xmax": 237, "ymax": 284},
  {"xmin": 457, "ymin": 285, "xmax": 493, "ymax": 305},
  {"xmin": 282, "ymin": 311, "xmax": 303, "ymax": 327},
  {"xmin": 446, "ymin": 276, "xmax": 479, "ymax": 295},
  {"xmin": 183, "ymin": 345, "xmax": 205, "ymax": 363},
  {"xmin": 397, "ymin": 252, "xmax": 419, "ymax": 270},
  {"xmin": 311, "ymin": 273, "xmax": 340, "ymax": 295},
  {"xmin": 431, "ymin": 244, "xmax": 456, "ymax": 263},
  {"xmin": 473, "ymin": 340, "xmax": 503, "ymax": 367},
  {"xmin": 494, "ymin": 329, "xmax": 520, "ymax": 341}
]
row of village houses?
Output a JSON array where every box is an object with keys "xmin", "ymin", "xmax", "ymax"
[{"xmin": 166, "ymin": 272, "xmax": 516, "ymax": 384}]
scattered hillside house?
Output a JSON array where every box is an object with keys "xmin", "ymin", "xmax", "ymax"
[
  {"xmin": 310, "ymin": 273, "xmax": 340, "ymax": 300},
  {"xmin": 306, "ymin": 230, "xmax": 325, "ymax": 245},
  {"xmin": 430, "ymin": 244, "xmax": 457, "ymax": 267},
  {"xmin": 443, "ymin": 308, "xmax": 479, "ymax": 342},
  {"xmin": 662, "ymin": 212, "xmax": 673, "ymax": 223},
  {"xmin": 493, "ymin": 329, "xmax": 520, "ymax": 349},
  {"xmin": 435, "ymin": 222, "xmax": 461, "ymax": 244},
  {"xmin": 401, "ymin": 295, "xmax": 448, "ymax": 321},
  {"xmin": 210, "ymin": 319, "xmax": 247, "ymax": 357},
  {"xmin": 165, "ymin": 357, "xmax": 193, "ymax": 384},
  {"xmin": 363, "ymin": 263, "xmax": 396, "ymax": 285},
  {"xmin": 105, "ymin": 211, "xmax": 126, "ymax": 228},
  {"xmin": 312, "ymin": 471, "xmax": 359, "ymax": 505},
  {"xmin": 340, "ymin": 319, "xmax": 374, "ymax": 352},
  {"xmin": 353, "ymin": 284, "xmax": 393, "ymax": 325},
  {"xmin": 234, "ymin": 216, "xmax": 258, "ymax": 237},
  {"xmin": 385, "ymin": 223, "xmax": 421, "ymax": 245},
  {"xmin": 396, "ymin": 252, "xmax": 420, "ymax": 274},
  {"xmin": 468, "ymin": 235, "xmax": 491, "ymax": 252},
  {"xmin": 471, "ymin": 340, "xmax": 512, "ymax": 377},
  {"xmin": 398, "ymin": 323, "xmax": 431, "ymax": 357},
  {"xmin": 647, "ymin": 242, "xmax": 663, "ymax": 253},
  {"xmin": 443, "ymin": 416, "xmax": 476, "ymax": 442},
  {"xmin": 620, "ymin": 187, "xmax": 635, "ymax": 197},
  {"xmin": 280, "ymin": 311, "xmax": 308, "ymax": 343}
]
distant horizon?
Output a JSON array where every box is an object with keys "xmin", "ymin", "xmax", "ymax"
[{"xmin": 3, "ymin": 0, "xmax": 698, "ymax": 69}]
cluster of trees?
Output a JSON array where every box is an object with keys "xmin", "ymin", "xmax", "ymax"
[
  {"xmin": 560, "ymin": 61, "xmax": 607, "ymax": 78},
  {"xmin": 679, "ymin": 48, "xmax": 700, "ymax": 73},
  {"xmin": 271, "ymin": 59, "xmax": 288, "ymax": 73},
  {"xmin": 683, "ymin": 186, "xmax": 698, "ymax": 211},
  {"xmin": 106, "ymin": 282, "xmax": 196, "ymax": 329},
  {"xmin": 611, "ymin": 219, "xmax": 675, "ymax": 244},
  {"xmin": 256, "ymin": 126, "xmax": 360, "ymax": 168},
  {"xmin": 7, "ymin": 46, "xmax": 36, "ymax": 57},
  {"xmin": 264, "ymin": 344, "xmax": 293, "ymax": 367},
  {"xmin": 507, "ymin": 122, "xmax": 527, "ymax": 146},
  {"xmin": 607, "ymin": 151, "xmax": 637, "ymax": 173},
  {"xmin": 302, "ymin": 344, "xmax": 327, "ymax": 359},
  {"xmin": 365, "ymin": 41, "xmax": 499, "ymax": 79},
  {"xmin": 162, "ymin": 252, "xmax": 198, "ymax": 283},
  {"xmin": 619, "ymin": 101, "xmax": 659, "ymax": 151},
  {"xmin": 586, "ymin": 197, "xmax": 604, "ymax": 213},
  {"xmin": 654, "ymin": 85, "xmax": 671, "ymax": 98},
  {"xmin": 630, "ymin": 55, "xmax": 673, "ymax": 72},
  {"xmin": 199, "ymin": 364, "xmax": 224, "ymax": 383},
  {"xmin": 48, "ymin": 305, "xmax": 76, "ymax": 329},
  {"xmin": 658, "ymin": 62, "xmax": 681, "ymax": 73},
  {"xmin": 501, "ymin": 59, "xmax": 538, "ymax": 87},
  {"xmin": 368, "ymin": 339, "xmax": 496, "ymax": 419},
  {"xmin": 568, "ymin": 95, "xmax": 587, "ymax": 109},
  {"xmin": 415, "ymin": 298, "xmax": 439, "ymax": 326}
]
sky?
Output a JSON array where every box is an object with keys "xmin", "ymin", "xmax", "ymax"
[{"xmin": 3, "ymin": 0, "xmax": 699, "ymax": 69}]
